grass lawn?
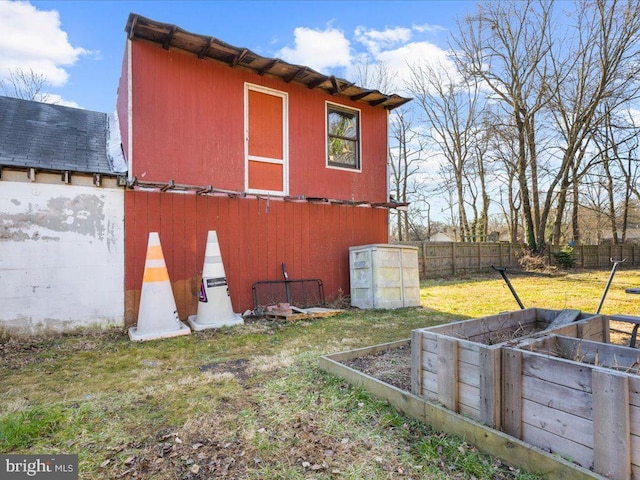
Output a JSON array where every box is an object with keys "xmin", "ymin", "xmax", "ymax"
[{"xmin": 1, "ymin": 268, "xmax": 639, "ymax": 479}]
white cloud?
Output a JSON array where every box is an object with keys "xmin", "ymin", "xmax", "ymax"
[
  {"xmin": 45, "ymin": 94, "xmax": 80, "ymax": 108},
  {"xmin": 413, "ymin": 23, "xmax": 448, "ymax": 35},
  {"xmin": 354, "ymin": 26, "xmax": 412, "ymax": 56},
  {"xmin": 0, "ymin": 1, "xmax": 89, "ymax": 86},
  {"xmin": 276, "ymin": 26, "xmax": 351, "ymax": 72},
  {"xmin": 372, "ymin": 41, "xmax": 456, "ymax": 95}
]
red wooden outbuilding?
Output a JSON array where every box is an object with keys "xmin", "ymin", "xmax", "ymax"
[{"xmin": 117, "ymin": 14, "xmax": 411, "ymax": 325}]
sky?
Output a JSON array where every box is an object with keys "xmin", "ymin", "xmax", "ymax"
[{"xmin": 0, "ymin": 0, "xmax": 477, "ymax": 113}]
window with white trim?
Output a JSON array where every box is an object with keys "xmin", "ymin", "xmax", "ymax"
[{"xmin": 327, "ymin": 103, "xmax": 360, "ymax": 170}]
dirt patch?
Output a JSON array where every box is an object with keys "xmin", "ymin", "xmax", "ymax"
[
  {"xmin": 343, "ymin": 343, "xmax": 412, "ymax": 391},
  {"xmin": 199, "ymin": 359, "xmax": 251, "ymax": 383}
]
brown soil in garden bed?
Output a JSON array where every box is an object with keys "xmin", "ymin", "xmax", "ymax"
[{"xmin": 342, "ymin": 343, "xmax": 412, "ymax": 391}]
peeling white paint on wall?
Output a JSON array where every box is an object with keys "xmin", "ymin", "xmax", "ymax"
[{"xmin": 0, "ymin": 181, "xmax": 124, "ymax": 334}]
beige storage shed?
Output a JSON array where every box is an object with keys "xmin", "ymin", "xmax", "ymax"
[{"xmin": 349, "ymin": 244, "xmax": 420, "ymax": 309}]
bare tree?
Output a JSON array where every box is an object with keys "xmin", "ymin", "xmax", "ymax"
[
  {"xmin": 486, "ymin": 109, "xmax": 522, "ymax": 243},
  {"xmin": 590, "ymin": 104, "xmax": 640, "ymax": 243},
  {"xmin": 406, "ymin": 60, "xmax": 488, "ymax": 242},
  {"xmin": 0, "ymin": 68, "xmax": 55, "ymax": 103},
  {"xmin": 352, "ymin": 58, "xmax": 398, "ymax": 94},
  {"xmin": 388, "ymin": 107, "xmax": 426, "ymax": 241},
  {"xmin": 452, "ymin": 0, "xmax": 553, "ymax": 252},
  {"xmin": 548, "ymin": 0, "xmax": 640, "ymax": 244}
]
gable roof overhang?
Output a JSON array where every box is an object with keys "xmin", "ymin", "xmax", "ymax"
[{"xmin": 125, "ymin": 13, "xmax": 412, "ymax": 111}]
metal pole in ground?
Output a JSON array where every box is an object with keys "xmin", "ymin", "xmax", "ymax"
[
  {"xmin": 596, "ymin": 258, "xmax": 626, "ymax": 314},
  {"xmin": 491, "ymin": 265, "xmax": 525, "ymax": 310}
]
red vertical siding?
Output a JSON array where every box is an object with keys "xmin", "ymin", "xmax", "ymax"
[
  {"xmin": 124, "ymin": 191, "xmax": 388, "ymax": 326},
  {"xmin": 129, "ymin": 41, "xmax": 389, "ymax": 203}
]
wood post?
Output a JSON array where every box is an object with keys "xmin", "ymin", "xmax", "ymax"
[
  {"xmin": 592, "ymin": 370, "xmax": 630, "ymax": 480},
  {"xmin": 479, "ymin": 347, "xmax": 501, "ymax": 429},
  {"xmin": 411, "ymin": 330, "xmax": 423, "ymax": 396},
  {"xmin": 451, "ymin": 243, "xmax": 456, "ymax": 275},
  {"xmin": 501, "ymin": 349, "xmax": 522, "ymax": 439},
  {"xmin": 437, "ymin": 337, "xmax": 458, "ymax": 412},
  {"xmin": 421, "ymin": 241, "xmax": 428, "ymax": 280}
]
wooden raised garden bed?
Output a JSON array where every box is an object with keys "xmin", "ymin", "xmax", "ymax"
[
  {"xmin": 410, "ymin": 308, "xmax": 606, "ymax": 429},
  {"xmin": 505, "ymin": 335, "xmax": 640, "ymax": 479},
  {"xmin": 320, "ymin": 340, "xmax": 600, "ymax": 480}
]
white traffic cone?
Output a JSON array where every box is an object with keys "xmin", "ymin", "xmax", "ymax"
[
  {"xmin": 129, "ymin": 232, "xmax": 191, "ymax": 341},
  {"xmin": 188, "ymin": 231, "xmax": 243, "ymax": 330}
]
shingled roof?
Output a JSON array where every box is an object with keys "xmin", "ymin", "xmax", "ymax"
[{"xmin": 0, "ymin": 96, "xmax": 124, "ymax": 175}]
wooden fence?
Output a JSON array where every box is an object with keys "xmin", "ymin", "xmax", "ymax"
[{"xmin": 397, "ymin": 241, "xmax": 640, "ymax": 279}]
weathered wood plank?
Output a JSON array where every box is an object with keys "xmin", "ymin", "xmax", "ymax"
[
  {"xmin": 592, "ymin": 369, "xmax": 630, "ymax": 480},
  {"xmin": 425, "ymin": 309, "xmax": 536, "ymax": 343},
  {"xmin": 422, "ymin": 351, "xmax": 438, "ymax": 373},
  {"xmin": 521, "ymin": 351, "xmax": 592, "ymax": 393},
  {"xmin": 458, "ymin": 361, "xmax": 480, "ymax": 389},
  {"xmin": 458, "ymin": 401, "xmax": 481, "ymax": 420},
  {"xmin": 421, "ymin": 331, "xmax": 438, "ymax": 354},
  {"xmin": 630, "ymin": 376, "xmax": 640, "ymax": 408},
  {"xmin": 522, "ymin": 398, "xmax": 593, "ymax": 448},
  {"xmin": 546, "ymin": 309, "xmax": 582, "ymax": 330},
  {"xmin": 480, "ymin": 347, "xmax": 501, "ymax": 428},
  {"xmin": 522, "ymin": 422, "xmax": 594, "ymax": 469},
  {"xmin": 551, "ymin": 322, "xmax": 578, "ymax": 338},
  {"xmin": 631, "ymin": 405, "xmax": 640, "ymax": 437},
  {"xmin": 324, "ymin": 338, "xmax": 410, "ymax": 363},
  {"xmin": 421, "ymin": 377, "xmax": 437, "ymax": 401},
  {"xmin": 522, "ymin": 374, "xmax": 592, "ymax": 419},
  {"xmin": 411, "ymin": 330, "xmax": 423, "ymax": 395},
  {"xmin": 437, "ymin": 337, "xmax": 458, "ymax": 412},
  {"xmin": 502, "ymin": 348, "xmax": 522, "ymax": 438},
  {"xmin": 554, "ymin": 336, "xmax": 640, "ymax": 372},
  {"xmin": 577, "ymin": 316, "xmax": 607, "ymax": 342},
  {"xmin": 459, "ymin": 382, "xmax": 481, "ymax": 417},
  {"xmin": 630, "ymin": 433, "xmax": 640, "ymax": 472},
  {"xmin": 458, "ymin": 342, "xmax": 481, "ymax": 363}
]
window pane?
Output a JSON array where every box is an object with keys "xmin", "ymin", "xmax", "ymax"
[
  {"xmin": 328, "ymin": 138, "xmax": 357, "ymax": 166},
  {"xmin": 328, "ymin": 111, "xmax": 357, "ymax": 139},
  {"xmin": 327, "ymin": 105, "xmax": 359, "ymax": 169}
]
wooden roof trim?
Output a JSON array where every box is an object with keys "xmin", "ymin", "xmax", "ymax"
[
  {"xmin": 306, "ymin": 76, "xmax": 329, "ymax": 89},
  {"xmin": 369, "ymin": 97, "xmax": 389, "ymax": 107},
  {"xmin": 124, "ymin": 13, "xmax": 412, "ymax": 110},
  {"xmin": 162, "ymin": 25, "xmax": 177, "ymax": 50},
  {"xmin": 285, "ymin": 66, "xmax": 307, "ymax": 83},
  {"xmin": 198, "ymin": 37, "xmax": 213, "ymax": 59},
  {"xmin": 232, "ymin": 49, "xmax": 249, "ymax": 66},
  {"xmin": 329, "ymin": 76, "xmax": 341, "ymax": 94},
  {"xmin": 259, "ymin": 58, "xmax": 280, "ymax": 76},
  {"xmin": 350, "ymin": 90, "xmax": 376, "ymax": 101},
  {"xmin": 128, "ymin": 16, "xmax": 137, "ymax": 40}
]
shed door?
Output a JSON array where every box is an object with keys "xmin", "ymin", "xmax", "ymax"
[{"xmin": 245, "ymin": 85, "xmax": 288, "ymax": 194}]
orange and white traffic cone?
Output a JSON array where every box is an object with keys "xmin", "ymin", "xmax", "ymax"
[
  {"xmin": 129, "ymin": 232, "xmax": 191, "ymax": 341},
  {"xmin": 188, "ymin": 230, "xmax": 243, "ymax": 331}
]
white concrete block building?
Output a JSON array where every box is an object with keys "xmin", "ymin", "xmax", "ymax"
[{"xmin": 0, "ymin": 96, "xmax": 127, "ymax": 335}]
